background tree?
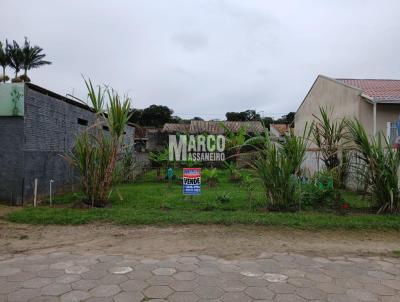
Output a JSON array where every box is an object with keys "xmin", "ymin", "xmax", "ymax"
[
  {"xmin": 21, "ymin": 37, "xmax": 51, "ymax": 81},
  {"xmin": 6, "ymin": 40, "xmax": 24, "ymax": 80},
  {"xmin": 226, "ymin": 110, "xmax": 261, "ymax": 121},
  {"xmin": 129, "ymin": 105, "xmax": 175, "ymax": 127},
  {"xmin": 0, "ymin": 41, "xmax": 9, "ymax": 82}
]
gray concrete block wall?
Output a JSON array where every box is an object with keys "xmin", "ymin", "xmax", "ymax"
[
  {"xmin": 21, "ymin": 86, "xmax": 135, "ymax": 202},
  {"xmin": 0, "ymin": 117, "xmax": 24, "ymax": 204}
]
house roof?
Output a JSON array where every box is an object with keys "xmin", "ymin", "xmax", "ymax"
[
  {"xmin": 163, "ymin": 120, "xmax": 264, "ymax": 134},
  {"xmin": 270, "ymin": 124, "xmax": 288, "ymax": 135},
  {"xmin": 336, "ymin": 78, "xmax": 400, "ymax": 103}
]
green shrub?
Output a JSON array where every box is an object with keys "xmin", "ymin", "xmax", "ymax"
[{"xmin": 203, "ymin": 168, "xmax": 219, "ymax": 187}]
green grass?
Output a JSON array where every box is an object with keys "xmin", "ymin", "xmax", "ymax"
[{"xmin": 7, "ymin": 169, "xmax": 400, "ymax": 230}]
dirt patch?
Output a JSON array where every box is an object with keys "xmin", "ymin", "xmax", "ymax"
[{"xmin": 1, "ymin": 220, "xmax": 399, "ymax": 259}]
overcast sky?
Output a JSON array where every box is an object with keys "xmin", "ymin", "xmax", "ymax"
[{"xmin": 2, "ymin": 0, "xmax": 400, "ymax": 119}]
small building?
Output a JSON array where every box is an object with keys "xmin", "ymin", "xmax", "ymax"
[
  {"xmin": 295, "ymin": 75, "xmax": 400, "ymax": 141},
  {"xmin": 0, "ymin": 83, "xmax": 134, "ymax": 204},
  {"xmin": 163, "ymin": 120, "xmax": 264, "ymax": 135},
  {"xmin": 270, "ymin": 124, "xmax": 289, "ymax": 142}
]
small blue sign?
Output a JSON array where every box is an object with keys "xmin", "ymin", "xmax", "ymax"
[{"xmin": 183, "ymin": 168, "xmax": 201, "ymax": 195}]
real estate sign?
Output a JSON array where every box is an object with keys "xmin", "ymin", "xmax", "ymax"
[{"xmin": 183, "ymin": 168, "xmax": 201, "ymax": 195}]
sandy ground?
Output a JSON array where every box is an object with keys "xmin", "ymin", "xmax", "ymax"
[{"xmin": 1, "ymin": 217, "xmax": 400, "ymax": 259}]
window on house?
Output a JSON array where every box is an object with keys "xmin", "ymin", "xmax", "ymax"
[{"xmin": 77, "ymin": 118, "xmax": 88, "ymax": 126}]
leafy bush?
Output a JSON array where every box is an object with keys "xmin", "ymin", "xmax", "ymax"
[
  {"xmin": 244, "ymin": 127, "xmax": 309, "ymax": 211},
  {"xmin": 216, "ymin": 192, "xmax": 232, "ymax": 204},
  {"xmin": 312, "ymin": 107, "xmax": 349, "ymax": 187},
  {"xmin": 347, "ymin": 119, "xmax": 400, "ymax": 213},
  {"xmin": 224, "ymin": 161, "xmax": 242, "ymax": 182},
  {"xmin": 64, "ymin": 79, "xmax": 132, "ymax": 207},
  {"xmin": 203, "ymin": 168, "xmax": 219, "ymax": 187}
]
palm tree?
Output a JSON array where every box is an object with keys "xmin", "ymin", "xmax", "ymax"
[
  {"xmin": 0, "ymin": 41, "xmax": 9, "ymax": 82},
  {"xmin": 22, "ymin": 37, "xmax": 51, "ymax": 80},
  {"xmin": 6, "ymin": 40, "xmax": 24, "ymax": 80}
]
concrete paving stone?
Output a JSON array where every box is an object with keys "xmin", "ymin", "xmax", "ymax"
[
  {"xmin": 0, "ymin": 267, "xmax": 21, "ymax": 276},
  {"xmin": 240, "ymin": 270, "xmax": 264, "ymax": 277},
  {"xmin": 195, "ymin": 267, "xmax": 220, "ymax": 277},
  {"xmin": 65, "ymin": 266, "xmax": 89, "ymax": 275},
  {"xmin": 71, "ymin": 279, "xmax": 98, "ymax": 291},
  {"xmin": 263, "ymin": 273, "xmax": 288, "ymax": 283},
  {"xmin": 147, "ymin": 276, "xmax": 174, "ymax": 286},
  {"xmin": 48, "ymin": 252, "xmax": 71, "ymax": 259},
  {"xmin": 268, "ymin": 282, "xmax": 296, "ymax": 294},
  {"xmin": 133, "ymin": 264, "xmax": 157, "ymax": 272},
  {"xmin": 381, "ymin": 296, "xmax": 400, "ymax": 302},
  {"xmin": 8, "ymin": 288, "xmax": 41, "ymax": 302},
  {"xmin": 7, "ymin": 272, "xmax": 35, "ymax": 282},
  {"xmin": 241, "ymin": 276, "xmax": 270, "ymax": 287},
  {"xmin": 29, "ymin": 295, "xmax": 60, "ymax": 302},
  {"xmin": 327, "ymin": 293, "xmax": 354, "ymax": 302},
  {"xmin": 0, "ymin": 280, "xmax": 21, "ymax": 294},
  {"xmin": 89, "ymin": 263, "xmax": 116, "ymax": 271},
  {"xmin": 315, "ymin": 282, "xmax": 346, "ymax": 294},
  {"xmin": 81, "ymin": 270, "xmax": 108, "ymax": 280},
  {"xmin": 98, "ymin": 274, "xmax": 127, "ymax": 285},
  {"xmin": 194, "ymin": 286, "xmax": 224, "ymax": 299},
  {"xmin": 22, "ymin": 278, "xmax": 54, "ymax": 289},
  {"xmin": 120, "ymin": 279, "xmax": 148, "ymax": 292},
  {"xmin": 60, "ymin": 290, "xmax": 91, "ymax": 302},
  {"xmin": 40, "ymin": 283, "xmax": 71, "ymax": 296},
  {"xmin": 108, "ymin": 267, "xmax": 132, "ymax": 275},
  {"xmin": 168, "ymin": 292, "xmax": 199, "ymax": 302},
  {"xmin": 126, "ymin": 271, "xmax": 153, "ymax": 281},
  {"xmin": 156, "ymin": 261, "xmax": 178, "ymax": 269},
  {"xmin": 195, "ymin": 276, "xmax": 220, "ymax": 287},
  {"xmin": 172, "ymin": 272, "xmax": 197, "ymax": 281},
  {"xmin": 313, "ymin": 257, "xmax": 332, "ymax": 264},
  {"xmin": 245, "ymin": 287, "xmax": 274, "ymax": 300},
  {"xmin": 23, "ymin": 265, "xmax": 49, "ymax": 273},
  {"xmin": 152, "ymin": 268, "xmax": 176, "ymax": 276},
  {"xmin": 280, "ymin": 269, "xmax": 305, "ymax": 278},
  {"xmin": 143, "ymin": 286, "xmax": 173, "ymax": 299},
  {"xmin": 335, "ymin": 278, "xmax": 363, "ymax": 289},
  {"xmin": 89, "ymin": 285, "xmax": 121, "ymax": 297},
  {"xmin": 274, "ymin": 293, "xmax": 306, "ymax": 302},
  {"xmin": 367, "ymin": 270, "xmax": 395, "ymax": 279},
  {"xmin": 177, "ymin": 257, "xmax": 199, "ymax": 265},
  {"xmin": 383, "ymin": 279, "xmax": 400, "ymax": 291},
  {"xmin": 219, "ymin": 272, "xmax": 242, "ymax": 281},
  {"xmin": 85, "ymin": 298, "xmax": 113, "ymax": 302},
  {"xmin": 221, "ymin": 292, "xmax": 252, "ymax": 302},
  {"xmin": 37, "ymin": 270, "xmax": 65, "ymax": 278},
  {"xmin": 295, "ymin": 287, "xmax": 325, "ymax": 300},
  {"xmin": 364, "ymin": 283, "xmax": 397, "ymax": 295},
  {"xmin": 198, "ymin": 256, "xmax": 218, "ymax": 262},
  {"xmin": 217, "ymin": 264, "xmax": 240, "ymax": 273},
  {"xmin": 346, "ymin": 289, "xmax": 378, "ymax": 301},
  {"xmin": 55, "ymin": 275, "xmax": 81, "ymax": 284},
  {"xmin": 218, "ymin": 279, "xmax": 247, "ymax": 292},
  {"xmin": 169, "ymin": 280, "xmax": 198, "ymax": 292},
  {"xmin": 49, "ymin": 262, "xmax": 75, "ymax": 270},
  {"xmin": 113, "ymin": 291, "xmax": 144, "ymax": 302},
  {"xmin": 174, "ymin": 264, "xmax": 198, "ymax": 272},
  {"xmin": 98, "ymin": 256, "xmax": 124, "ymax": 263},
  {"xmin": 304, "ymin": 272, "xmax": 332, "ymax": 283},
  {"xmin": 140, "ymin": 259, "xmax": 159, "ymax": 264}
]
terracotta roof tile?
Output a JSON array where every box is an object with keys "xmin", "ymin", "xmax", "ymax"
[{"xmin": 336, "ymin": 79, "xmax": 400, "ymax": 102}]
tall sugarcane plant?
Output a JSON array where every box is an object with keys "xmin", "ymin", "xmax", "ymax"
[
  {"xmin": 64, "ymin": 79, "xmax": 132, "ymax": 207},
  {"xmin": 346, "ymin": 119, "xmax": 400, "ymax": 213}
]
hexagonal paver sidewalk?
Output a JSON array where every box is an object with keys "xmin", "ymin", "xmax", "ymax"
[{"xmin": 0, "ymin": 250, "xmax": 399, "ymax": 301}]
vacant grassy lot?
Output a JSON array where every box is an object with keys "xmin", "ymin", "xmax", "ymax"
[{"xmin": 7, "ymin": 169, "xmax": 400, "ymax": 230}]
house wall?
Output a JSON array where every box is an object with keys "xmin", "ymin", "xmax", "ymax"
[
  {"xmin": 0, "ymin": 117, "xmax": 24, "ymax": 204},
  {"xmin": 376, "ymin": 104, "xmax": 400, "ymax": 136},
  {"xmin": 295, "ymin": 76, "xmax": 361, "ymax": 137}
]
